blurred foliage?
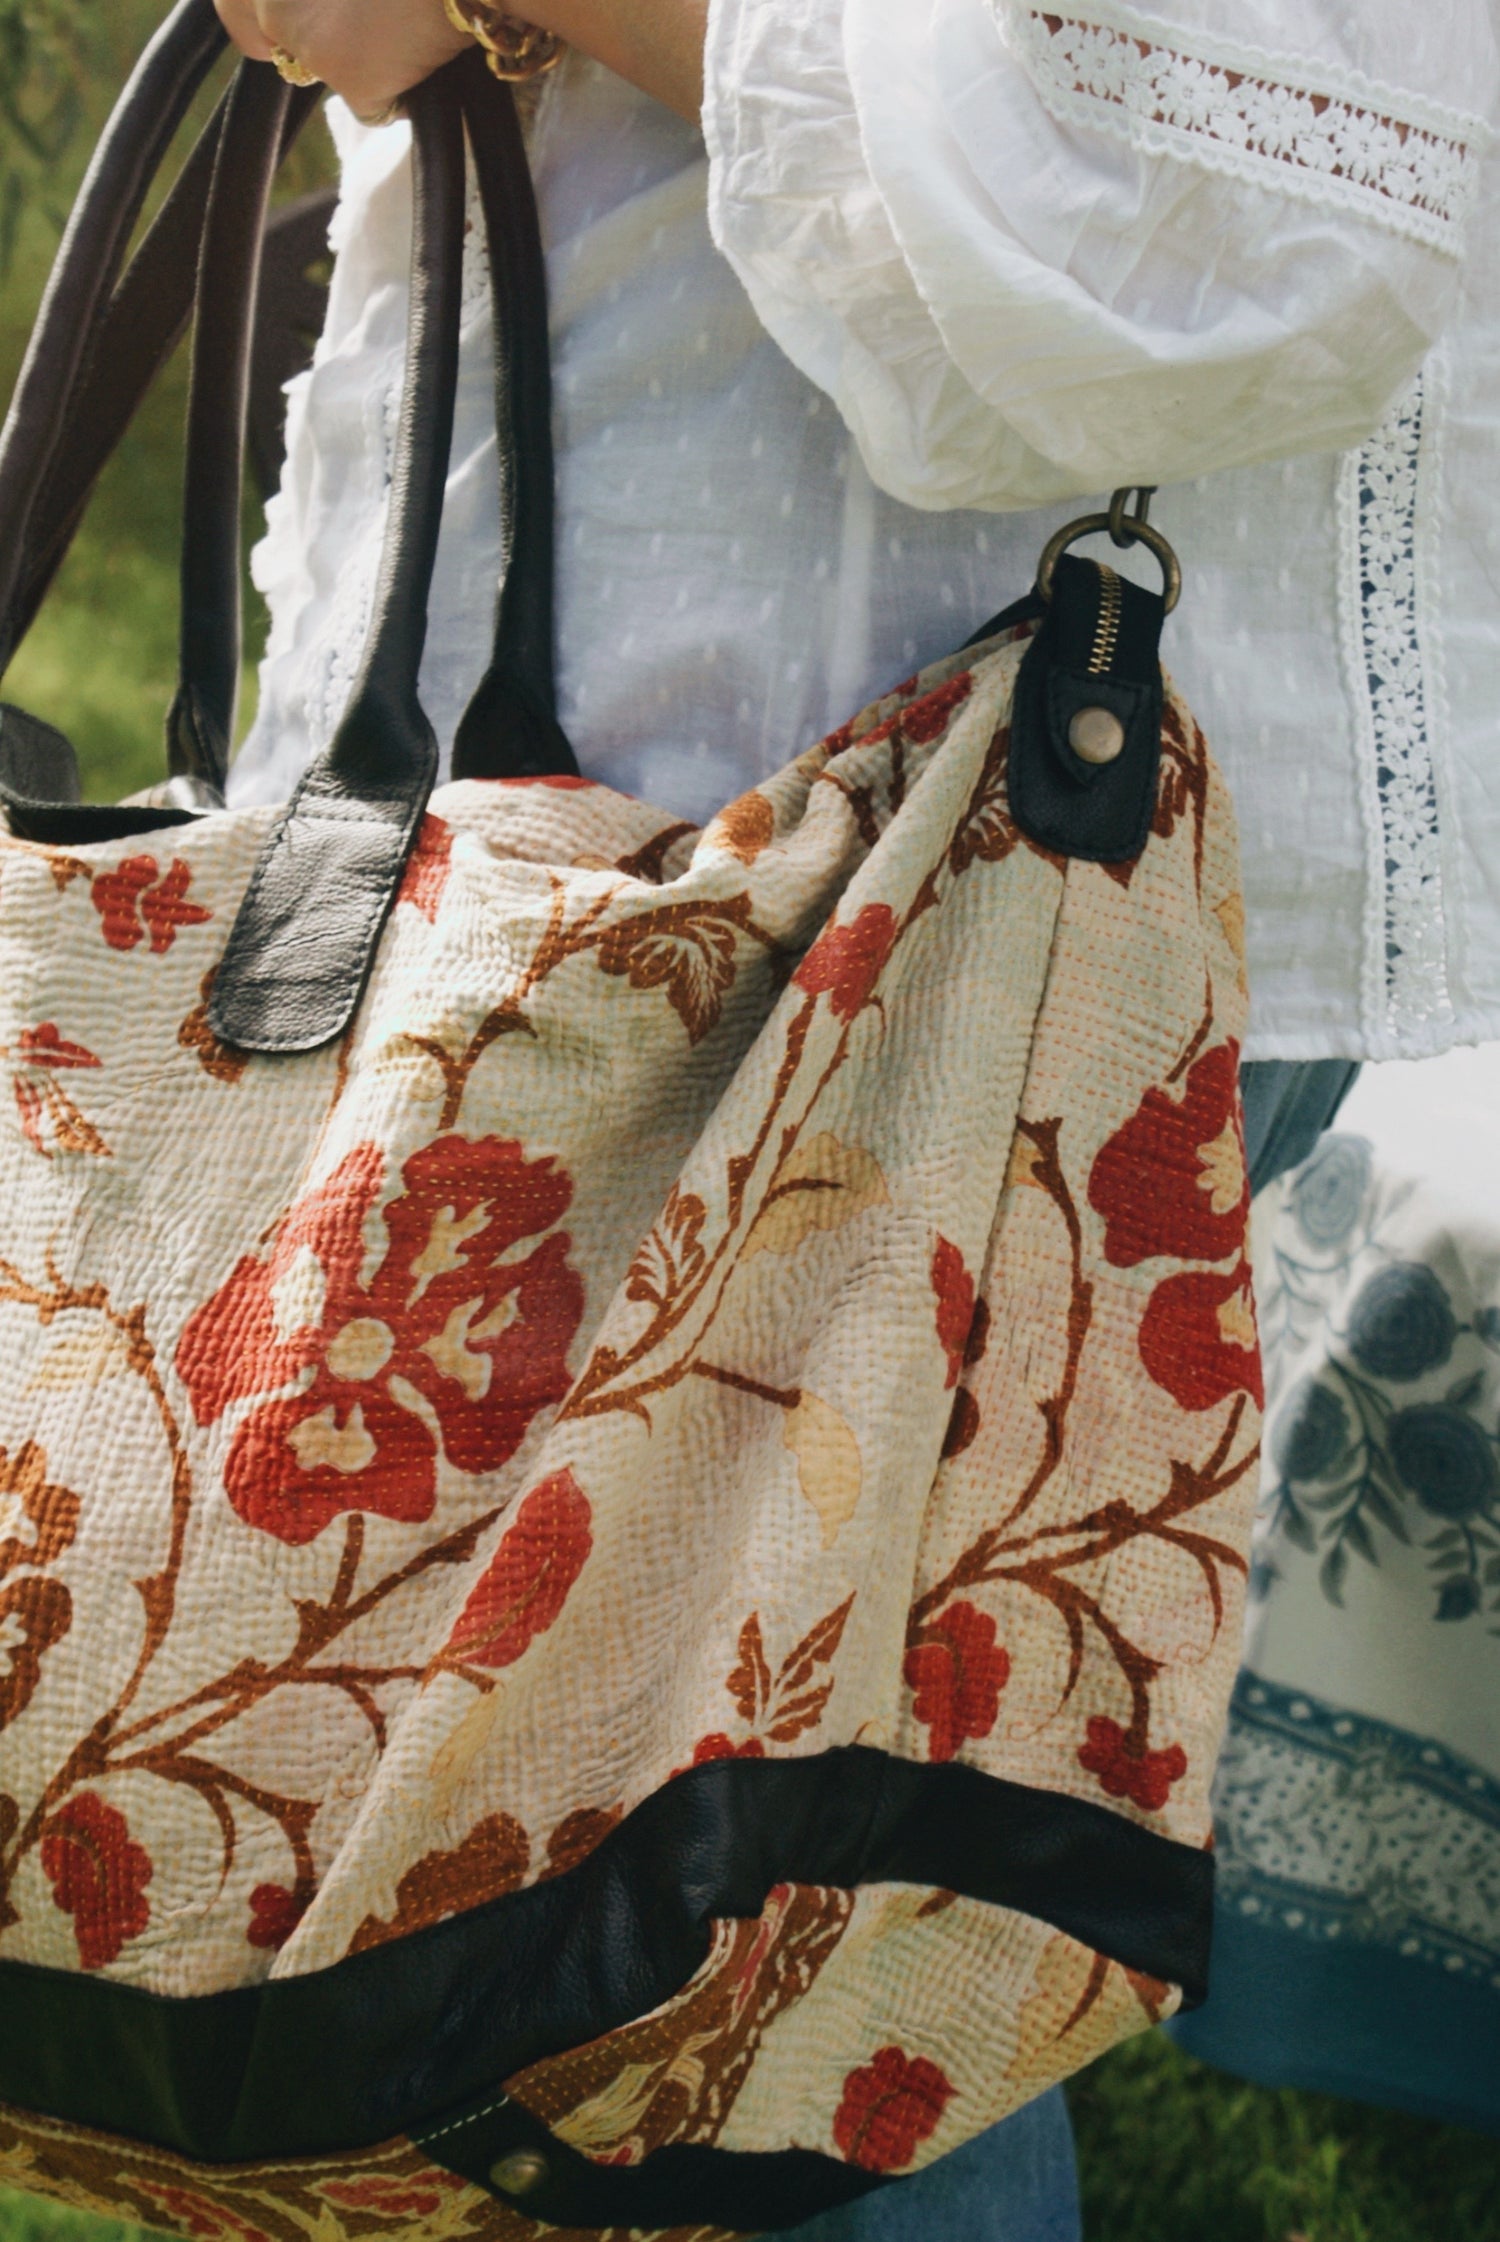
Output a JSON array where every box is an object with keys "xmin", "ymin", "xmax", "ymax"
[
  {"xmin": 0, "ymin": 4, "xmax": 226, "ymax": 275},
  {"xmin": 1070, "ymin": 2034, "xmax": 1500, "ymax": 2241},
  {"xmin": 0, "ymin": 0, "xmax": 95, "ymax": 276},
  {"xmin": 0, "ymin": 0, "xmax": 334, "ymax": 796}
]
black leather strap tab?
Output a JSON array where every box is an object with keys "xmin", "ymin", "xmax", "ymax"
[
  {"xmin": 1008, "ymin": 551, "xmax": 1166, "ymax": 863},
  {"xmin": 453, "ymin": 57, "xmax": 578, "ymax": 781},
  {"xmin": 208, "ymin": 65, "xmax": 469, "ymax": 1055}
]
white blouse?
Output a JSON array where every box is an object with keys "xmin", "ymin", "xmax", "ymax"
[{"xmin": 232, "ymin": 0, "xmax": 1500, "ymax": 1063}]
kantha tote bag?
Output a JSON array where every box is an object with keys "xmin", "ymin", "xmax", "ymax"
[{"xmin": 0, "ymin": 7, "xmax": 1263, "ymax": 2235}]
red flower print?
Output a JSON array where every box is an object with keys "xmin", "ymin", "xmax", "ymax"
[
  {"xmin": 40, "ymin": 1792, "xmax": 152, "ymax": 1970},
  {"xmin": 135, "ymin": 2185, "xmax": 273, "ymax": 2242},
  {"xmin": 9, "ymin": 1025, "xmax": 109, "ymax": 1159},
  {"xmin": 904, "ymin": 1602, "xmax": 1010, "ymax": 1763},
  {"xmin": 1078, "ymin": 1717, "xmax": 1188, "ymax": 1814},
  {"xmin": 496, "ymin": 774, "xmax": 597, "ymax": 789},
  {"xmin": 931, "ymin": 1237, "xmax": 981, "ymax": 1390},
  {"xmin": 247, "ymin": 1882, "xmax": 311, "ymax": 1952},
  {"xmin": 691, "ymin": 1733, "xmax": 767, "ymax": 1766},
  {"xmin": 320, "ymin": 2176, "xmax": 459, "ymax": 2220},
  {"xmin": 177, "ymin": 1135, "xmax": 585, "ymax": 1546},
  {"xmin": 446, "ymin": 1469, "xmax": 593, "ymax": 1668},
  {"xmin": 91, "ymin": 856, "xmax": 211, "ymax": 953},
  {"xmin": 1088, "ymin": 1042, "xmax": 1248, "ymax": 1270},
  {"xmin": 1139, "ymin": 1262, "xmax": 1263, "ymax": 1413},
  {"xmin": 12, "ymin": 1024, "xmax": 100, "ymax": 1070},
  {"xmin": 794, "ymin": 904, "xmax": 899, "ymax": 1022},
  {"xmin": 834, "ymin": 2046, "xmax": 955, "ymax": 2172},
  {"xmin": 397, "ymin": 816, "xmax": 454, "ymax": 923},
  {"xmin": 898, "ymin": 670, "xmax": 973, "ymax": 746}
]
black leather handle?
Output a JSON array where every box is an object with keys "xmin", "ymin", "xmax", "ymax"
[
  {"xmin": 9, "ymin": 86, "xmax": 321, "ymax": 658},
  {"xmin": 453, "ymin": 54, "xmax": 576, "ymax": 781},
  {"xmin": 0, "ymin": 0, "xmax": 228, "ymax": 679},
  {"xmin": 16, "ymin": 60, "xmax": 574, "ymax": 795},
  {"xmin": 169, "ymin": 62, "xmax": 294, "ymax": 796},
  {"xmin": 209, "ymin": 62, "xmax": 470, "ymax": 1054},
  {"xmin": 2, "ymin": 25, "xmax": 574, "ymax": 1052}
]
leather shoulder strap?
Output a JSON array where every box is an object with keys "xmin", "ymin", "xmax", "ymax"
[
  {"xmin": 209, "ymin": 62, "xmax": 469, "ymax": 1056},
  {"xmin": 452, "ymin": 54, "xmax": 577, "ymax": 781},
  {"xmin": 168, "ymin": 63, "xmax": 293, "ymax": 795},
  {"xmin": 10, "ymin": 88, "xmax": 321, "ymax": 655}
]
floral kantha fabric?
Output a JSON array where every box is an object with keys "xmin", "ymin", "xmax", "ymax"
[
  {"xmin": 1174, "ymin": 1123, "xmax": 1500, "ymax": 2135},
  {"xmin": 0, "ymin": 621, "xmax": 1258, "ymax": 2230}
]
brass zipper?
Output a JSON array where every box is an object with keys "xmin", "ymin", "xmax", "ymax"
[{"xmin": 1087, "ymin": 565, "xmax": 1123, "ymax": 676}]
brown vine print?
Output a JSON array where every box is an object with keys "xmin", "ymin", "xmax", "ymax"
[
  {"xmin": 0, "ymin": 1442, "xmax": 80, "ymax": 1732},
  {"xmin": 0, "ymin": 618, "xmax": 1256, "ymax": 2232}
]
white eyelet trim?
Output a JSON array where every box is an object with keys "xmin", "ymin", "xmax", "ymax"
[
  {"xmin": 1001, "ymin": 3, "xmax": 1486, "ymax": 253},
  {"xmin": 1338, "ymin": 371, "xmax": 1456, "ymax": 1054}
]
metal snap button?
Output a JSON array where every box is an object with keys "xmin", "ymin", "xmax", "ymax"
[
  {"xmin": 489, "ymin": 2149, "xmax": 550, "ymax": 2198},
  {"xmin": 1068, "ymin": 706, "xmax": 1126, "ymax": 765}
]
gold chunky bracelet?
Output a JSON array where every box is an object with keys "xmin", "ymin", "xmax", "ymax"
[{"xmin": 441, "ymin": 0, "xmax": 566, "ymax": 80}]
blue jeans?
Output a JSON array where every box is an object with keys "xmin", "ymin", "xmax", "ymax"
[
  {"xmin": 777, "ymin": 2087, "xmax": 1081, "ymax": 2242},
  {"xmin": 1239, "ymin": 1058, "xmax": 1360, "ymax": 1197}
]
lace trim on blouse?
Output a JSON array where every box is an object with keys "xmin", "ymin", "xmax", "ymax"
[
  {"xmin": 1338, "ymin": 371, "xmax": 1457, "ymax": 1056},
  {"xmin": 1002, "ymin": 2, "xmax": 1486, "ymax": 252}
]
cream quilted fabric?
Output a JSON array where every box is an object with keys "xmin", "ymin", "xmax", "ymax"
[{"xmin": 0, "ymin": 620, "xmax": 1260, "ymax": 2228}]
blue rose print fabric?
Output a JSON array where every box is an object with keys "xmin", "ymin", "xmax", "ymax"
[{"xmin": 1172, "ymin": 1130, "xmax": 1500, "ymax": 2136}]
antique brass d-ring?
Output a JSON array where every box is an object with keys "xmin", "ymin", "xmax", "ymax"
[{"xmin": 1036, "ymin": 486, "xmax": 1182, "ymax": 613}]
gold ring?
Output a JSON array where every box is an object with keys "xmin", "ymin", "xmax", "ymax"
[
  {"xmin": 1036, "ymin": 488, "xmax": 1182, "ymax": 614},
  {"xmin": 351, "ymin": 97, "xmax": 403, "ymax": 127},
  {"xmin": 271, "ymin": 46, "xmax": 321, "ymax": 87}
]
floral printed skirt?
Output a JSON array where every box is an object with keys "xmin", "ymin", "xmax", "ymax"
[{"xmin": 1173, "ymin": 1054, "xmax": 1500, "ymax": 2138}]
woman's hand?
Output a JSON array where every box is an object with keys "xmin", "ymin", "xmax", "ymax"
[
  {"xmin": 213, "ymin": 1, "xmax": 468, "ymax": 122},
  {"xmin": 213, "ymin": 0, "xmax": 708, "ymax": 124}
]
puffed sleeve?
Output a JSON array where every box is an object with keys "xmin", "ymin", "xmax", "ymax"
[{"xmin": 701, "ymin": 0, "xmax": 1497, "ymax": 508}]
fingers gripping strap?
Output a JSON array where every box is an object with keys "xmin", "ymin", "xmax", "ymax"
[{"xmin": 208, "ymin": 67, "xmax": 469, "ymax": 1056}]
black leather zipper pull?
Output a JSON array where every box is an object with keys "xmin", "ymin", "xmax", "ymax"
[{"xmin": 1007, "ymin": 549, "xmax": 1166, "ymax": 863}]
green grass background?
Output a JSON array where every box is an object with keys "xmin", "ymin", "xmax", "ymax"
[
  {"xmin": 0, "ymin": 8, "xmax": 1497, "ymax": 2239},
  {"xmin": 0, "ymin": 0, "xmax": 332, "ymax": 799}
]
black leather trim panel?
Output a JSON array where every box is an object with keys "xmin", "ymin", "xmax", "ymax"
[
  {"xmin": 0, "ymin": 1745, "xmax": 1210, "ymax": 2169},
  {"xmin": 413, "ymin": 2081, "xmax": 889, "ymax": 2232}
]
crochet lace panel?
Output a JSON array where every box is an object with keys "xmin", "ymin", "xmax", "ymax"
[
  {"xmin": 1004, "ymin": 3, "xmax": 1485, "ymax": 252},
  {"xmin": 1337, "ymin": 372, "xmax": 1456, "ymax": 1053}
]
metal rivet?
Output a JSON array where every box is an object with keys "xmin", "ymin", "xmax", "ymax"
[
  {"xmin": 1068, "ymin": 706, "xmax": 1126, "ymax": 765},
  {"xmin": 489, "ymin": 2149, "xmax": 549, "ymax": 2198}
]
